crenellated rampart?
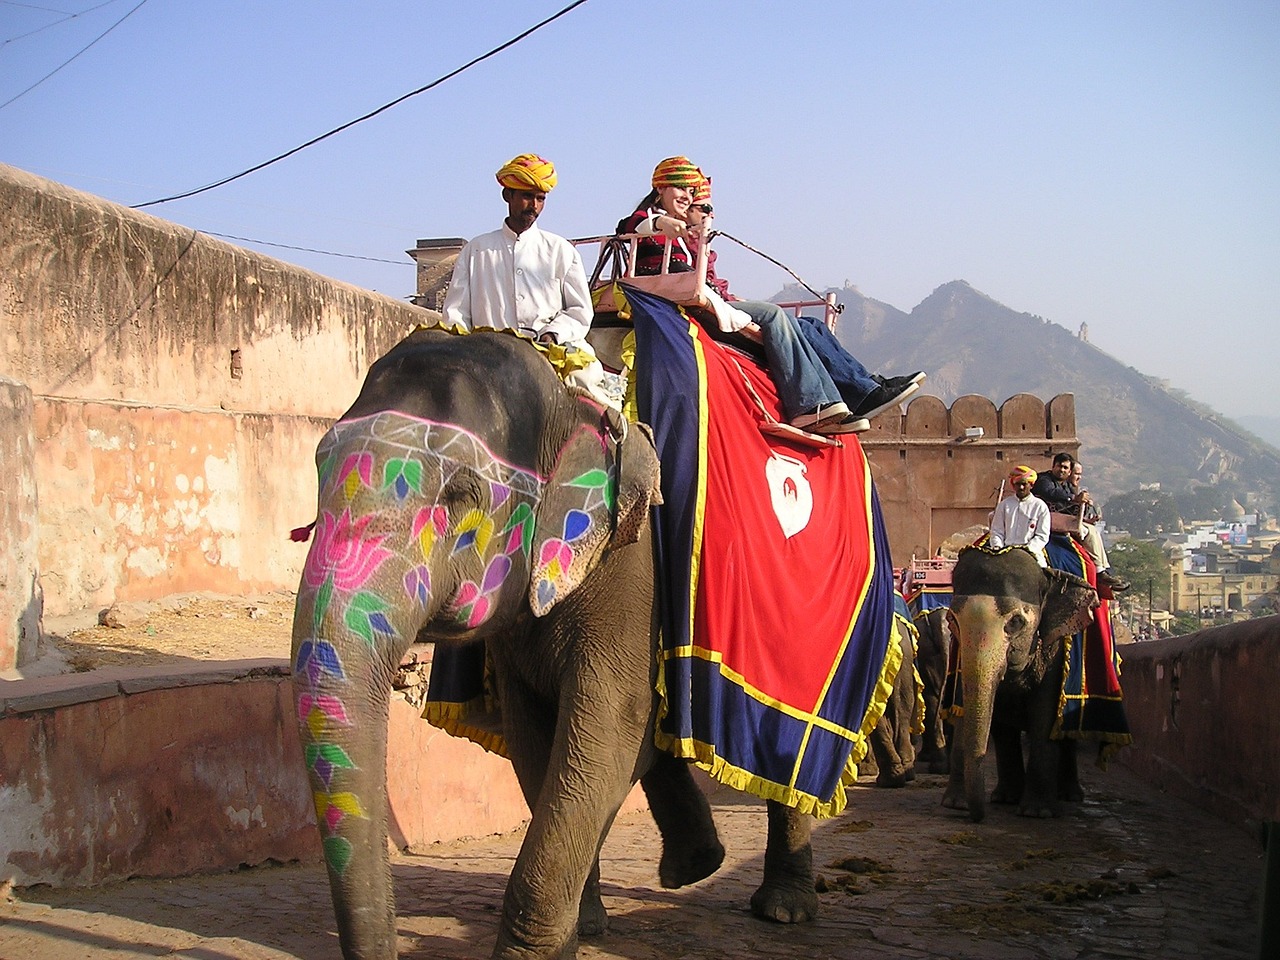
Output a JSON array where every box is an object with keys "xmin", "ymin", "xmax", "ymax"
[{"xmin": 861, "ymin": 392, "xmax": 1078, "ymax": 563}]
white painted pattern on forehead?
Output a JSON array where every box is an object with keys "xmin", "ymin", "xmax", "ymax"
[{"xmin": 318, "ymin": 411, "xmax": 546, "ymax": 499}]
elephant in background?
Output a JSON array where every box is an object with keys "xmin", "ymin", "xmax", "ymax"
[
  {"xmin": 865, "ymin": 614, "xmax": 920, "ymax": 787},
  {"xmin": 292, "ymin": 330, "xmax": 816, "ymax": 960},
  {"xmin": 940, "ymin": 545, "xmax": 1098, "ymax": 823},
  {"xmin": 912, "ymin": 606, "xmax": 952, "ymax": 775}
]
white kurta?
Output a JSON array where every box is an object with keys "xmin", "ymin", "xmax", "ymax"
[
  {"xmin": 442, "ymin": 222, "xmax": 593, "ymax": 345},
  {"xmin": 987, "ymin": 494, "xmax": 1051, "ymax": 565}
]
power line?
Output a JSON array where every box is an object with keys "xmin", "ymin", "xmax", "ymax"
[
  {"xmin": 1, "ymin": 0, "xmax": 123, "ymax": 51},
  {"xmin": 0, "ymin": 0, "xmax": 147, "ymax": 110},
  {"xmin": 200, "ymin": 230, "xmax": 410, "ymax": 266},
  {"xmin": 132, "ymin": 0, "xmax": 594, "ymax": 209}
]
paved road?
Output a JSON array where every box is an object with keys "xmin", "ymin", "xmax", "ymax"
[{"xmin": 0, "ymin": 762, "xmax": 1263, "ymax": 959}]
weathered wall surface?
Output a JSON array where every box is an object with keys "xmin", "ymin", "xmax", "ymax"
[
  {"xmin": 862, "ymin": 392, "xmax": 1078, "ymax": 564},
  {"xmin": 0, "ymin": 661, "xmax": 531, "ymax": 887},
  {"xmin": 0, "ymin": 661, "xmax": 647, "ymax": 888},
  {"xmin": 1118, "ymin": 616, "xmax": 1280, "ymax": 826},
  {"xmin": 0, "ymin": 164, "xmax": 436, "ymax": 629},
  {"xmin": 0, "ymin": 380, "xmax": 43, "ymax": 672}
]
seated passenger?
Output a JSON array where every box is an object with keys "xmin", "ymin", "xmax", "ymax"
[
  {"xmin": 616, "ymin": 156, "xmax": 862, "ymax": 435},
  {"xmin": 1032, "ymin": 452, "xmax": 1129, "ymax": 591},
  {"xmin": 683, "ymin": 177, "xmax": 925, "ymax": 422},
  {"xmin": 443, "ymin": 153, "xmax": 615, "ymax": 409},
  {"xmin": 987, "ymin": 465, "xmax": 1050, "ymax": 565}
]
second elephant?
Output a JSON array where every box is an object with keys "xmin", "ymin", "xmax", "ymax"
[{"xmin": 940, "ymin": 545, "xmax": 1098, "ymax": 822}]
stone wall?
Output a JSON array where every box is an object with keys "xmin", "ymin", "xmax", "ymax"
[
  {"xmin": 0, "ymin": 380, "xmax": 42, "ymax": 671},
  {"xmin": 0, "ymin": 164, "xmax": 437, "ymax": 659},
  {"xmin": 0, "ymin": 661, "xmax": 533, "ymax": 887},
  {"xmin": 862, "ymin": 393, "xmax": 1078, "ymax": 563},
  {"xmin": 1118, "ymin": 616, "xmax": 1280, "ymax": 826}
]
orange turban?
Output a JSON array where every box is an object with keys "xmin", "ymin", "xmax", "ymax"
[
  {"xmin": 495, "ymin": 154, "xmax": 557, "ymax": 192},
  {"xmin": 1009, "ymin": 465, "xmax": 1038, "ymax": 484},
  {"xmin": 651, "ymin": 156, "xmax": 705, "ymax": 189},
  {"xmin": 690, "ymin": 176, "xmax": 712, "ymax": 204}
]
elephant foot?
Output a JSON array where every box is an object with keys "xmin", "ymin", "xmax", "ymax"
[
  {"xmin": 875, "ymin": 768, "xmax": 910, "ymax": 788},
  {"xmin": 576, "ymin": 898, "xmax": 608, "ymax": 939},
  {"xmin": 989, "ymin": 784, "xmax": 1021, "ymax": 805},
  {"xmin": 1017, "ymin": 798, "xmax": 1062, "ymax": 819},
  {"xmin": 750, "ymin": 878, "xmax": 818, "ymax": 924},
  {"xmin": 941, "ymin": 783, "xmax": 967, "ymax": 810},
  {"xmin": 659, "ymin": 838, "xmax": 725, "ymax": 889}
]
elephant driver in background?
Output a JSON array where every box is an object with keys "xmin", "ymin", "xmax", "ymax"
[
  {"xmin": 441, "ymin": 153, "xmax": 617, "ymax": 410},
  {"xmin": 1033, "ymin": 452, "xmax": 1130, "ymax": 592},
  {"xmin": 986, "ymin": 464, "xmax": 1051, "ymax": 567}
]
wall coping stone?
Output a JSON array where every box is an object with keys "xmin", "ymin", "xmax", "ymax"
[{"xmin": 0, "ymin": 658, "xmax": 289, "ymax": 715}]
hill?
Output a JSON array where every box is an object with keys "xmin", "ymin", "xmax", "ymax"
[{"xmin": 775, "ymin": 279, "xmax": 1280, "ymax": 508}]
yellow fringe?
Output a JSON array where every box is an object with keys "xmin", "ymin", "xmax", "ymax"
[
  {"xmin": 653, "ymin": 614, "xmax": 904, "ymax": 819},
  {"xmin": 420, "ymin": 699, "xmax": 509, "ymax": 758}
]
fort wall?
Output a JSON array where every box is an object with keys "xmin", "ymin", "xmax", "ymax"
[
  {"xmin": 862, "ymin": 392, "xmax": 1078, "ymax": 563},
  {"xmin": 0, "ymin": 165, "xmax": 435, "ymax": 666}
]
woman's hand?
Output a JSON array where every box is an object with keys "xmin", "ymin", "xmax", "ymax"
[{"xmin": 654, "ymin": 215, "xmax": 688, "ymax": 240}]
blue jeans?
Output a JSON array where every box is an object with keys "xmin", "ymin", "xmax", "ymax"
[
  {"xmin": 795, "ymin": 315, "xmax": 878, "ymax": 408},
  {"xmin": 732, "ymin": 300, "xmax": 843, "ymax": 419}
]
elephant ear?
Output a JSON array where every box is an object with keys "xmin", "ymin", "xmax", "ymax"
[
  {"xmin": 528, "ymin": 416, "xmax": 660, "ymax": 617},
  {"xmin": 1039, "ymin": 568, "xmax": 1099, "ymax": 642}
]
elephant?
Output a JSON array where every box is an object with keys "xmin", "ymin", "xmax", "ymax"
[
  {"xmin": 291, "ymin": 329, "xmax": 819, "ymax": 960},
  {"xmin": 912, "ymin": 606, "xmax": 952, "ymax": 775},
  {"xmin": 865, "ymin": 614, "xmax": 919, "ymax": 787},
  {"xmin": 939, "ymin": 544, "xmax": 1099, "ymax": 823}
]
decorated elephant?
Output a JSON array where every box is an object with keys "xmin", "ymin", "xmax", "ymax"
[
  {"xmin": 291, "ymin": 329, "xmax": 821, "ymax": 960},
  {"xmin": 939, "ymin": 544, "xmax": 1099, "ymax": 822}
]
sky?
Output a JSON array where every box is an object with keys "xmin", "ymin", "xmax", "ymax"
[{"xmin": 2, "ymin": 0, "xmax": 1277, "ymax": 419}]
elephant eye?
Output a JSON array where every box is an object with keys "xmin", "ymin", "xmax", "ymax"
[{"xmin": 1006, "ymin": 612, "xmax": 1029, "ymax": 635}]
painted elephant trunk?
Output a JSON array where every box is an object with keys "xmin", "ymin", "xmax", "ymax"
[
  {"xmin": 952, "ymin": 596, "xmax": 1009, "ymax": 823},
  {"xmin": 294, "ymin": 596, "xmax": 408, "ymax": 960}
]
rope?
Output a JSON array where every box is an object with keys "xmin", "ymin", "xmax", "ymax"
[{"xmin": 711, "ymin": 230, "xmax": 843, "ymax": 314}]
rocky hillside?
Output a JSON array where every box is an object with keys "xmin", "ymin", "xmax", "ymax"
[{"xmin": 776, "ymin": 279, "xmax": 1280, "ymax": 507}]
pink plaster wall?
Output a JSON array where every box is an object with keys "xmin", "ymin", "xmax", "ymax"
[{"xmin": 0, "ymin": 661, "xmax": 547, "ymax": 887}]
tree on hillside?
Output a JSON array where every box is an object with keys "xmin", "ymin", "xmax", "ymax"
[
  {"xmin": 1108, "ymin": 540, "xmax": 1169, "ymax": 608},
  {"xmin": 1103, "ymin": 490, "xmax": 1181, "ymax": 537}
]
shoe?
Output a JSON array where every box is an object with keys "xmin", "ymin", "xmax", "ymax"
[
  {"xmin": 790, "ymin": 402, "xmax": 851, "ymax": 431},
  {"xmin": 873, "ymin": 371, "xmax": 926, "ymax": 388},
  {"xmin": 1097, "ymin": 570, "xmax": 1130, "ymax": 592},
  {"xmin": 817, "ymin": 415, "xmax": 870, "ymax": 435},
  {"xmin": 851, "ymin": 380, "xmax": 920, "ymax": 420}
]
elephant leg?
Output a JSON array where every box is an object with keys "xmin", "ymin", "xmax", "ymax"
[
  {"xmin": 894, "ymin": 700, "xmax": 917, "ymax": 783},
  {"xmin": 490, "ymin": 670, "xmax": 651, "ymax": 959},
  {"xmin": 640, "ymin": 754, "xmax": 725, "ymax": 888},
  {"xmin": 941, "ymin": 713, "xmax": 970, "ymax": 812},
  {"xmin": 990, "ymin": 719, "xmax": 1025, "ymax": 805},
  {"xmin": 750, "ymin": 800, "xmax": 818, "ymax": 924},
  {"xmin": 492, "ymin": 675, "xmax": 610, "ymax": 940},
  {"xmin": 1020, "ymin": 670, "xmax": 1065, "ymax": 818},
  {"xmin": 1058, "ymin": 738, "xmax": 1083, "ymax": 802},
  {"xmin": 869, "ymin": 715, "xmax": 909, "ymax": 788}
]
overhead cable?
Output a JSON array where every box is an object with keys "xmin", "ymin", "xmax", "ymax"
[
  {"xmin": 132, "ymin": 0, "xmax": 594, "ymax": 209},
  {"xmin": 200, "ymin": 230, "xmax": 410, "ymax": 265},
  {"xmin": 0, "ymin": 0, "xmax": 123, "ymax": 50},
  {"xmin": 0, "ymin": 0, "xmax": 148, "ymax": 111}
]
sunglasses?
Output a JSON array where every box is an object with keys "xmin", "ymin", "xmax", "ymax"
[{"xmin": 693, "ymin": 203, "xmax": 713, "ymax": 214}]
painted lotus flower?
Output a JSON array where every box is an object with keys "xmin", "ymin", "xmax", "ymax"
[{"xmin": 303, "ymin": 508, "xmax": 393, "ymax": 592}]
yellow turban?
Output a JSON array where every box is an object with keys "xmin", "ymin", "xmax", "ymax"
[
  {"xmin": 651, "ymin": 156, "xmax": 705, "ymax": 190},
  {"xmin": 495, "ymin": 154, "xmax": 557, "ymax": 192},
  {"xmin": 690, "ymin": 176, "xmax": 712, "ymax": 204},
  {"xmin": 1009, "ymin": 465, "xmax": 1038, "ymax": 484}
]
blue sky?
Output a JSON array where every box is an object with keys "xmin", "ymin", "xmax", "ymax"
[{"xmin": 3, "ymin": 0, "xmax": 1277, "ymax": 418}]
